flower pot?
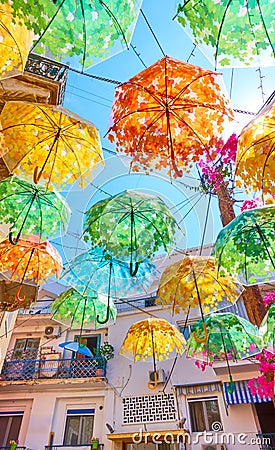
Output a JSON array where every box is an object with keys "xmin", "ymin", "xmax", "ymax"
[
  {"xmin": 92, "ymin": 440, "xmax": 99, "ymax": 449},
  {"xmin": 10, "ymin": 444, "xmax": 17, "ymax": 450}
]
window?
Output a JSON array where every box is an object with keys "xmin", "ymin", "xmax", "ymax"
[
  {"xmin": 0, "ymin": 412, "xmax": 23, "ymax": 446},
  {"xmin": 12, "ymin": 338, "xmax": 40, "ymax": 359},
  {"xmin": 63, "ymin": 409, "xmax": 95, "ymax": 445},
  {"xmin": 188, "ymin": 398, "xmax": 222, "ymax": 432}
]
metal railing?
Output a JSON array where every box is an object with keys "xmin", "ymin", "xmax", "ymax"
[
  {"xmin": 256, "ymin": 433, "xmax": 275, "ymax": 449},
  {"xmin": 0, "ymin": 357, "xmax": 106, "ymax": 381},
  {"xmin": 45, "ymin": 445, "xmax": 104, "ymax": 450},
  {"xmin": 0, "ymin": 447, "xmax": 27, "ymax": 449},
  {"xmin": 25, "ymin": 53, "xmax": 69, "ymax": 105}
]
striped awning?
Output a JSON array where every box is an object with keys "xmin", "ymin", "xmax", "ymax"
[
  {"xmin": 223, "ymin": 380, "xmax": 272, "ymax": 404},
  {"xmin": 177, "ymin": 381, "xmax": 221, "ymax": 395}
]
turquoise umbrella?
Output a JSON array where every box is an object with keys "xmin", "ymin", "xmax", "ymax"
[{"xmin": 61, "ymin": 247, "xmax": 157, "ymax": 324}]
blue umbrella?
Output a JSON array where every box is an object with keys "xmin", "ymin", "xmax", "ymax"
[
  {"xmin": 59, "ymin": 340, "xmax": 93, "ymax": 357},
  {"xmin": 61, "ymin": 247, "xmax": 157, "ymax": 324}
]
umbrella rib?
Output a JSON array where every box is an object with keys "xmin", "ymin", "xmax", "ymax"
[
  {"xmin": 107, "ymin": 105, "xmax": 164, "ymax": 131},
  {"xmin": 254, "ymin": 222, "xmax": 275, "ymax": 270},
  {"xmin": 136, "ymin": 211, "xmax": 171, "ymax": 252},
  {"xmin": 259, "ymin": 140, "xmax": 275, "ymax": 193},
  {"xmin": 30, "ymin": 0, "xmax": 66, "ymax": 52},
  {"xmin": 213, "ymin": 0, "xmax": 233, "ymax": 69},
  {"xmin": 256, "ymin": 0, "xmax": 275, "ymax": 57},
  {"xmin": 168, "ymin": 109, "xmax": 209, "ymax": 150},
  {"xmin": 0, "ymin": 21, "xmax": 25, "ymax": 69},
  {"xmin": 99, "ymin": 0, "xmax": 129, "ymax": 48},
  {"xmin": 80, "ymin": 0, "xmax": 87, "ymax": 71}
]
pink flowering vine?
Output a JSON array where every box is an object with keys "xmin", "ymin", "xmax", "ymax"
[
  {"xmin": 263, "ymin": 292, "xmax": 275, "ymax": 309},
  {"xmin": 197, "ymin": 134, "xmax": 238, "ymax": 193},
  {"xmin": 248, "ymin": 350, "xmax": 275, "ymax": 399}
]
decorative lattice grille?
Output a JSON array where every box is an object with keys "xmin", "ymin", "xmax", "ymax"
[{"xmin": 123, "ymin": 393, "xmax": 176, "ymax": 424}]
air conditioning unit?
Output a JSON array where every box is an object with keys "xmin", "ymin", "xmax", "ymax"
[
  {"xmin": 44, "ymin": 326, "xmax": 61, "ymax": 337},
  {"xmin": 148, "ymin": 369, "xmax": 166, "ymax": 384},
  {"xmin": 201, "ymin": 445, "xmax": 226, "ymax": 450}
]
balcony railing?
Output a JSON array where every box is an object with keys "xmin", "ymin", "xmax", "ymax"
[
  {"xmin": 0, "ymin": 447, "xmax": 27, "ymax": 450},
  {"xmin": 256, "ymin": 433, "xmax": 275, "ymax": 449},
  {"xmin": 0, "ymin": 357, "xmax": 106, "ymax": 381},
  {"xmin": 45, "ymin": 445, "xmax": 104, "ymax": 450}
]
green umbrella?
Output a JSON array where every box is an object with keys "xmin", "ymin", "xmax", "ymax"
[
  {"xmin": 0, "ymin": 176, "xmax": 71, "ymax": 244},
  {"xmin": 51, "ymin": 287, "xmax": 117, "ymax": 329},
  {"xmin": 259, "ymin": 303, "xmax": 275, "ymax": 353},
  {"xmin": 1, "ymin": 0, "xmax": 142, "ymax": 72},
  {"xmin": 213, "ymin": 205, "xmax": 275, "ymax": 286},
  {"xmin": 83, "ymin": 190, "xmax": 177, "ymax": 276},
  {"xmin": 187, "ymin": 312, "xmax": 260, "ymax": 391},
  {"xmin": 174, "ymin": 0, "xmax": 275, "ymax": 68}
]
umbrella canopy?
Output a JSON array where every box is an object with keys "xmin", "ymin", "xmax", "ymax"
[
  {"xmin": 187, "ymin": 313, "xmax": 260, "ymax": 362},
  {"xmin": 0, "ymin": 0, "xmax": 142, "ymax": 72},
  {"xmin": 51, "ymin": 288, "xmax": 117, "ymax": 329},
  {"xmin": 0, "ymin": 101, "xmax": 103, "ymax": 190},
  {"xmin": 59, "ymin": 340, "xmax": 93, "ymax": 357},
  {"xmin": 156, "ymin": 256, "xmax": 244, "ymax": 316},
  {"xmin": 0, "ymin": 3, "xmax": 34, "ymax": 80},
  {"xmin": 107, "ymin": 55, "xmax": 233, "ymax": 178},
  {"xmin": 187, "ymin": 312, "xmax": 260, "ymax": 391},
  {"xmin": 236, "ymin": 101, "xmax": 275, "ymax": 196},
  {"xmin": 259, "ymin": 303, "xmax": 275, "ymax": 354},
  {"xmin": 120, "ymin": 317, "xmax": 186, "ymax": 363},
  {"xmin": 83, "ymin": 190, "xmax": 177, "ymax": 274},
  {"xmin": 174, "ymin": 0, "xmax": 275, "ymax": 68},
  {"xmin": 0, "ymin": 176, "xmax": 71, "ymax": 244},
  {"xmin": 61, "ymin": 247, "xmax": 157, "ymax": 324},
  {"xmin": 0, "ymin": 236, "xmax": 62, "ymax": 296},
  {"xmin": 213, "ymin": 205, "xmax": 275, "ymax": 286}
]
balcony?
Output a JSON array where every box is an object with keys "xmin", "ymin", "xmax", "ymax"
[
  {"xmin": 45, "ymin": 445, "xmax": 104, "ymax": 450},
  {"xmin": 0, "ymin": 356, "xmax": 106, "ymax": 383},
  {"xmin": 257, "ymin": 433, "xmax": 275, "ymax": 449}
]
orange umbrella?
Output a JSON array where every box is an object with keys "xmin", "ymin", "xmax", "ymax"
[
  {"xmin": 0, "ymin": 3, "xmax": 34, "ymax": 80},
  {"xmin": 108, "ymin": 55, "xmax": 233, "ymax": 177},
  {"xmin": 0, "ymin": 236, "xmax": 62, "ymax": 301}
]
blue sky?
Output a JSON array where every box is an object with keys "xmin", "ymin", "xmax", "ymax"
[{"xmin": 59, "ymin": 0, "xmax": 275, "ymax": 259}]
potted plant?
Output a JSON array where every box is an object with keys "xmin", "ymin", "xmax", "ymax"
[
  {"xmin": 91, "ymin": 437, "xmax": 99, "ymax": 449},
  {"xmin": 94, "ymin": 343, "xmax": 114, "ymax": 377},
  {"xmin": 9, "ymin": 440, "xmax": 18, "ymax": 450}
]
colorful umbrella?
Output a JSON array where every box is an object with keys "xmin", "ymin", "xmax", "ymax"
[
  {"xmin": 0, "ymin": 3, "xmax": 34, "ymax": 80},
  {"xmin": 0, "ymin": 280, "xmax": 38, "ymax": 312},
  {"xmin": 51, "ymin": 288, "xmax": 117, "ymax": 329},
  {"xmin": 0, "ymin": 101, "xmax": 103, "ymax": 190},
  {"xmin": 213, "ymin": 205, "xmax": 275, "ymax": 286},
  {"xmin": 174, "ymin": 0, "xmax": 275, "ymax": 68},
  {"xmin": 0, "ymin": 176, "xmax": 71, "ymax": 244},
  {"xmin": 236, "ymin": 101, "xmax": 275, "ymax": 196},
  {"xmin": 59, "ymin": 340, "xmax": 93, "ymax": 358},
  {"xmin": 61, "ymin": 247, "xmax": 157, "ymax": 324},
  {"xmin": 83, "ymin": 190, "xmax": 177, "ymax": 275},
  {"xmin": 120, "ymin": 317, "xmax": 186, "ymax": 389},
  {"xmin": 187, "ymin": 313, "xmax": 260, "ymax": 391},
  {"xmin": 107, "ymin": 56, "xmax": 233, "ymax": 178},
  {"xmin": 0, "ymin": 0, "xmax": 142, "ymax": 72},
  {"xmin": 0, "ymin": 236, "xmax": 62, "ymax": 300},
  {"xmin": 259, "ymin": 303, "xmax": 275, "ymax": 354},
  {"xmin": 156, "ymin": 256, "xmax": 244, "ymax": 317}
]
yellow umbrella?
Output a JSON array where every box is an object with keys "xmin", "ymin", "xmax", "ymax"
[
  {"xmin": 0, "ymin": 101, "xmax": 104, "ymax": 190},
  {"xmin": 236, "ymin": 101, "xmax": 275, "ymax": 195},
  {"xmin": 120, "ymin": 317, "xmax": 186, "ymax": 389},
  {"xmin": 0, "ymin": 3, "xmax": 34, "ymax": 80},
  {"xmin": 156, "ymin": 256, "xmax": 244, "ymax": 343}
]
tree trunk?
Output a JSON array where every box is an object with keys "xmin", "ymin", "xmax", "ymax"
[{"xmin": 216, "ymin": 184, "xmax": 266, "ymax": 326}]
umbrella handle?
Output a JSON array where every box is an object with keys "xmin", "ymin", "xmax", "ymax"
[
  {"xmin": 148, "ymin": 371, "xmax": 158, "ymax": 390},
  {"xmin": 193, "ymin": 323, "xmax": 208, "ymax": 343},
  {"xmin": 16, "ymin": 285, "xmax": 26, "ymax": 303},
  {"xmin": 33, "ymin": 166, "xmax": 43, "ymax": 184},
  {"xmin": 9, "ymin": 231, "xmax": 20, "ymax": 245},
  {"xmin": 226, "ymin": 374, "xmax": 235, "ymax": 394},
  {"xmin": 97, "ymin": 306, "xmax": 110, "ymax": 325},
  {"xmin": 130, "ymin": 262, "xmax": 139, "ymax": 277}
]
